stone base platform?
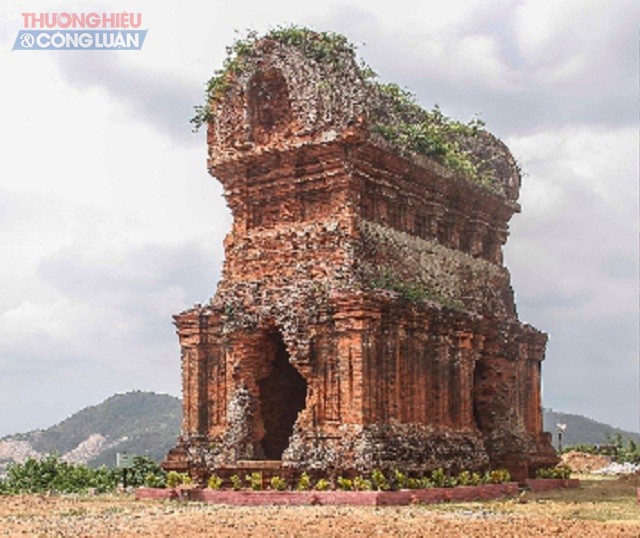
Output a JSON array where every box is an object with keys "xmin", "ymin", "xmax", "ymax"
[{"xmin": 135, "ymin": 483, "xmax": 518, "ymax": 506}]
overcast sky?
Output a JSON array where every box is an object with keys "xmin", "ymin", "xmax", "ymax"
[{"xmin": 0, "ymin": 0, "xmax": 637, "ymax": 437}]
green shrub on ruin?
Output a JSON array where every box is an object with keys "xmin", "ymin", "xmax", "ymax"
[
  {"xmin": 190, "ymin": 26, "xmax": 500, "ymax": 194},
  {"xmin": 314, "ymin": 478, "xmax": 330, "ymax": 491},
  {"xmin": 191, "ymin": 26, "xmax": 356, "ymax": 131},
  {"xmin": 370, "ymin": 88, "xmax": 491, "ymax": 187}
]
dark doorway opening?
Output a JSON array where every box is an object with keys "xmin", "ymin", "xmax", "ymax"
[
  {"xmin": 247, "ymin": 68, "xmax": 291, "ymax": 144},
  {"xmin": 258, "ymin": 333, "xmax": 307, "ymax": 460}
]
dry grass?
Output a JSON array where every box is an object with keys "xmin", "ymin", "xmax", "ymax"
[{"xmin": 0, "ymin": 478, "xmax": 638, "ymax": 537}]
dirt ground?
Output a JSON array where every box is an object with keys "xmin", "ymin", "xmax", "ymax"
[{"xmin": 1, "ymin": 478, "xmax": 638, "ymax": 537}]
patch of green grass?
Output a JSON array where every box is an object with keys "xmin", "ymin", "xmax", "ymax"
[
  {"xmin": 369, "ymin": 266, "xmax": 463, "ymax": 310},
  {"xmin": 423, "ymin": 479, "xmax": 640, "ymax": 523},
  {"xmin": 525, "ymin": 479, "xmax": 640, "ymax": 522},
  {"xmin": 59, "ymin": 507, "xmax": 88, "ymax": 517}
]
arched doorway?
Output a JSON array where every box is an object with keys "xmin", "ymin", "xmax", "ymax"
[
  {"xmin": 247, "ymin": 68, "xmax": 291, "ymax": 144},
  {"xmin": 258, "ymin": 332, "xmax": 307, "ymax": 459}
]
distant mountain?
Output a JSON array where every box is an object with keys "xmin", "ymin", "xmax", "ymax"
[
  {"xmin": 543, "ymin": 408, "xmax": 638, "ymax": 447},
  {"xmin": 0, "ymin": 391, "xmax": 181, "ymax": 470},
  {"xmin": 1, "ymin": 392, "xmax": 637, "ymax": 473}
]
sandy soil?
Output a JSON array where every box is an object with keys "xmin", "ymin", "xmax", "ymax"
[
  {"xmin": 1, "ymin": 478, "xmax": 638, "ymax": 537},
  {"xmin": 561, "ymin": 450, "xmax": 612, "ymax": 473}
]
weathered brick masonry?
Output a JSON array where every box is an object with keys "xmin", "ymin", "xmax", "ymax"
[{"xmin": 163, "ymin": 31, "xmax": 557, "ymax": 483}]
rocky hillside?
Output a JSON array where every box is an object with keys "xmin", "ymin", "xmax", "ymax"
[
  {"xmin": 0, "ymin": 391, "xmax": 180, "ymax": 471},
  {"xmin": 1, "ymin": 392, "xmax": 636, "ymax": 473}
]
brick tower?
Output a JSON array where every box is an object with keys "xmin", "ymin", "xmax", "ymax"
[{"xmin": 163, "ymin": 30, "xmax": 557, "ymax": 483}]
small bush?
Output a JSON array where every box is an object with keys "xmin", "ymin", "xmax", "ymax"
[
  {"xmin": 165, "ymin": 471, "xmax": 181, "ymax": 488},
  {"xmin": 562, "ymin": 444, "xmax": 598, "ymax": 455},
  {"xmin": 207, "ymin": 475, "xmax": 223, "ymax": 490},
  {"xmin": 270, "ymin": 476, "xmax": 287, "ymax": 491},
  {"xmin": 337, "ymin": 477, "xmax": 353, "ymax": 491},
  {"xmin": 469, "ymin": 472, "xmax": 482, "ymax": 486},
  {"xmin": 489, "ymin": 469, "xmax": 511, "ymax": 484},
  {"xmin": 406, "ymin": 477, "xmax": 422, "ymax": 490},
  {"xmin": 166, "ymin": 471, "xmax": 191, "ymax": 488},
  {"xmin": 246, "ymin": 472, "xmax": 263, "ymax": 491},
  {"xmin": 371, "ymin": 469, "xmax": 389, "ymax": 491},
  {"xmin": 296, "ymin": 472, "xmax": 311, "ymax": 491},
  {"xmin": 419, "ymin": 476, "xmax": 433, "ymax": 488},
  {"xmin": 430, "ymin": 468, "xmax": 448, "ymax": 488},
  {"xmin": 315, "ymin": 478, "xmax": 330, "ymax": 491},
  {"xmin": 535, "ymin": 465, "xmax": 571, "ymax": 479},
  {"xmin": 127, "ymin": 456, "xmax": 167, "ymax": 488},
  {"xmin": 144, "ymin": 472, "xmax": 165, "ymax": 488},
  {"xmin": 607, "ymin": 433, "xmax": 640, "ymax": 463},
  {"xmin": 353, "ymin": 476, "xmax": 372, "ymax": 491},
  {"xmin": 1, "ymin": 455, "xmax": 119, "ymax": 494},
  {"xmin": 393, "ymin": 470, "xmax": 408, "ymax": 490},
  {"xmin": 230, "ymin": 474, "xmax": 242, "ymax": 491},
  {"xmin": 456, "ymin": 471, "xmax": 471, "ymax": 486}
]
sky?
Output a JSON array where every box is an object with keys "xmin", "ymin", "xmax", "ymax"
[{"xmin": 0, "ymin": 0, "xmax": 637, "ymax": 437}]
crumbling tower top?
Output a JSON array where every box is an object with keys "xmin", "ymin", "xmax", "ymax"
[{"xmin": 200, "ymin": 27, "xmax": 521, "ymax": 202}]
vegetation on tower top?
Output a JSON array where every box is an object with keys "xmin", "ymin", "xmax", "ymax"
[{"xmin": 192, "ymin": 25, "xmax": 520, "ymax": 198}]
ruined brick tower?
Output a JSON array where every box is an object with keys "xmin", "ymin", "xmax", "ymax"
[{"xmin": 163, "ymin": 29, "xmax": 557, "ymax": 483}]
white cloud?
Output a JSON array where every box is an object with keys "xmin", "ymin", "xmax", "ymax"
[
  {"xmin": 508, "ymin": 126, "xmax": 638, "ymax": 216},
  {"xmin": 506, "ymin": 126, "xmax": 638, "ymax": 310},
  {"xmin": 503, "ymin": 125, "xmax": 638, "ymax": 429},
  {"xmin": 0, "ymin": 0, "xmax": 636, "ymax": 436}
]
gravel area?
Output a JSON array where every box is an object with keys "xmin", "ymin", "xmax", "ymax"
[{"xmin": 1, "ymin": 479, "xmax": 638, "ymax": 537}]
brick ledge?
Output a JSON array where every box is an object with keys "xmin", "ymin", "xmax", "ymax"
[{"xmin": 135, "ymin": 483, "xmax": 519, "ymax": 506}]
